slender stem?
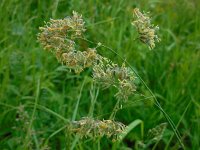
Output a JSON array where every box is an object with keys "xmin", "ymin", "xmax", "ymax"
[
  {"xmin": 72, "ymin": 78, "xmax": 85, "ymax": 121},
  {"xmin": 88, "ymin": 83, "xmax": 99, "ymax": 117},
  {"xmin": 165, "ymin": 101, "xmax": 191, "ymax": 150},
  {"xmin": 44, "ymin": 124, "xmax": 68, "ymax": 146},
  {"xmin": 24, "ymin": 78, "xmax": 40, "ymax": 149},
  {"xmin": 109, "ymin": 99, "xmax": 120, "ymax": 120},
  {"xmin": 102, "ymin": 44, "xmax": 184, "ymax": 149},
  {"xmin": 27, "ymin": 103, "xmax": 69, "ymax": 123},
  {"xmin": 77, "ymin": 37, "xmax": 184, "ymax": 149}
]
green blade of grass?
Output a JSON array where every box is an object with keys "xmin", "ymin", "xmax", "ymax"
[
  {"xmin": 119, "ymin": 119, "xmax": 144, "ymax": 142},
  {"xmin": 165, "ymin": 100, "xmax": 191, "ymax": 150},
  {"xmin": 72, "ymin": 78, "xmax": 85, "ymax": 121},
  {"xmin": 27, "ymin": 103, "xmax": 69, "ymax": 123}
]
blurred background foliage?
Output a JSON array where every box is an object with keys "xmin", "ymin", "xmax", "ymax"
[{"xmin": 0, "ymin": 0, "xmax": 199, "ymax": 149}]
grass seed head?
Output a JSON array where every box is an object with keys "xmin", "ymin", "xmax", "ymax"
[
  {"xmin": 93, "ymin": 56, "xmax": 136, "ymax": 101},
  {"xmin": 62, "ymin": 48, "xmax": 98, "ymax": 73},
  {"xmin": 70, "ymin": 117, "xmax": 126, "ymax": 141},
  {"xmin": 37, "ymin": 11, "xmax": 85, "ymax": 59},
  {"xmin": 38, "ymin": 11, "xmax": 136, "ymax": 99},
  {"xmin": 132, "ymin": 8, "xmax": 161, "ymax": 50},
  {"xmin": 38, "ymin": 11, "xmax": 99, "ymax": 73}
]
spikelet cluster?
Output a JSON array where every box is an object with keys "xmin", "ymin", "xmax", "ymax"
[
  {"xmin": 70, "ymin": 117, "xmax": 126, "ymax": 141},
  {"xmin": 147, "ymin": 123, "xmax": 167, "ymax": 141},
  {"xmin": 13, "ymin": 105, "xmax": 33, "ymax": 148},
  {"xmin": 93, "ymin": 56, "xmax": 136, "ymax": 100},
  {"xmin": 132, "ymin": 8, "xmax": 160, "ymax": 50},
  {"xmin": 136, "ymin": 123, "xmax": 167, "ymax": 149},
  {"xmin": 62, "ymin": 48, "xmax": 98, "ymax": 73},
  {"xmin": 37, "ymin": 11, "xmax": 85, "ymax": 53},
  {"xmin": 38, "ymin": 11, "xmax": 136, "ymax": 99},
  {"xmin": 15, "ymin": 105, "xmax": 30, "ymax": 128},
  {"xmin": 38, "ymin": 11, "xmax": 99, "ymax": 73}
]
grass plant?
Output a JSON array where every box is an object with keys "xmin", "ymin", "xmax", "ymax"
[{"xmin": 0, "ymin": 0, "xmax": 199, "ymax": 149}]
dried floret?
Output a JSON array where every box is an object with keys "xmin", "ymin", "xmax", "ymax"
[
  {"xmin": 70, "ymin": 117, "xmax": 126, "ymax": 141},
  {"xmin": 132, "ymin": 8, "xmax": 160, "ymax": 50}
]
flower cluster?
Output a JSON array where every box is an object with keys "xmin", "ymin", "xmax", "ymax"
[
  {"xmin": 15, "ymin": 105, "xmax": 30, "ymax": 127},
  {"xmin": 37, "ymin": 11, "xmax": 85, "ymax": 53},
  {"xmin": 13, "ymin": 105, "xmax": 33, "ymax": 148},
  {"xmin": 136, "ymin": 123, "xmax": 167, "ymax": 149},
  {"xmin": 132, "ymin": 8, "xmax": 160, "ymax": 50},
  {"xmin": 147, "ymin": 123, "xmax": 167, "ymax": 141},
  {"xmin": 93, "ymin": 56, "xmax": 136, "ymax": 100},
  {"xmin": 62, "ymin": 48, "xmax": 98, "ymax": 73},
  {"xmin": 38, "ymin": 11, "xmax": 136, "ymax": 100},
  {"xmin": 70, "ymin": 117, "xmax": 126, "ymax": 141},
  {"xmin": 38, "ymin": 11, "xmax": 99, "ymax": 73}
]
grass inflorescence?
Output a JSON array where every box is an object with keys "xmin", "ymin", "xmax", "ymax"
[
  {"xmin": 0, "ymin": 0, "xmax": 199, "ymax": 149},
  {"xmin": 37, "ymin": 9, "xmax": 185, "ymax": 149}
]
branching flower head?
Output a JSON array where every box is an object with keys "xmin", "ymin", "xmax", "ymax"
[
  {"xmin": 38, "ymin": 11, "xmax": 99, "ymax": 73},
  {"xmin": 37, "ymin": 11, "xmax": 85, "ymax": 60},
  {"xmin": 132, "ymin": 8, "xmax": 160, "ymax": 50},
  {"xmin": 70, "ymin": 117, "xmax": 126, "ymax": 141},
  {"xmin": 93, "ymin": 56, "xmax": 136, "ymax": 101},
  {"xmin": 38, "ymin": 11, "xmax": 137, "ymax": 100}
]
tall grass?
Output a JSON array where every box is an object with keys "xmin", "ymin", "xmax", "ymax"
[{"xmin": 0, "ymin": 0, "xmax": 199, "ymax": 149}]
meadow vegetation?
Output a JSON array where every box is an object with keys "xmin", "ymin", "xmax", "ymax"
[{"xmin": 0, "ymin": 0, "xmax": 199, "ymax": 149}]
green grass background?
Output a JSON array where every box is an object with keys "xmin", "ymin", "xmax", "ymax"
[{"xmin": 0, "ymin": 0, "xmax": 199, "ymax": 149}]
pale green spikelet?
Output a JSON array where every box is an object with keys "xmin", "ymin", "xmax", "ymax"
[
  {"xmin": 70, "ymin": 117, "xmax": 126, "ymax": 141},
  {"xmin": 93, "ymin": 56, "xmax": 136, "ymax": 101},
  {"xmin": 38, "ymin": 11, "xmax": 99, "ymax": 73},
  {"xmin": 37, "ymin": 11, "xmax": 85, "ymax": 60},
  {"xmin": 62, "ymin": 48, "xmax": 98, "ymax": 73},
  {"xmin": 132, "ymin": 8, "xmax": 161, "ymax": 50},
  {"xmin": 38, "ymin": 11, "xmax": 137, "ymax": 98}
]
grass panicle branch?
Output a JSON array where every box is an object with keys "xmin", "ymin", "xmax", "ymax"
[
  {"xmin": 38, "ymin": 11, "xmax": 137, "ymax": 100},
  {"xmin": 37, "ymin": 9, "xmax": 184, "ymax": 149}
]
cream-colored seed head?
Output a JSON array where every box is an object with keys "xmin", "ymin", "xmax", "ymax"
[
  {"xmin": 132, "ymin": 8, "xmax": 161, "ymax": 50},
  {"xmin": 70, "ymin": 117, "xmax": 126, "ymax": 141},
  {"xmin": 38, "ymin": 11, "xmax": 137, "ymax": 100}
]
